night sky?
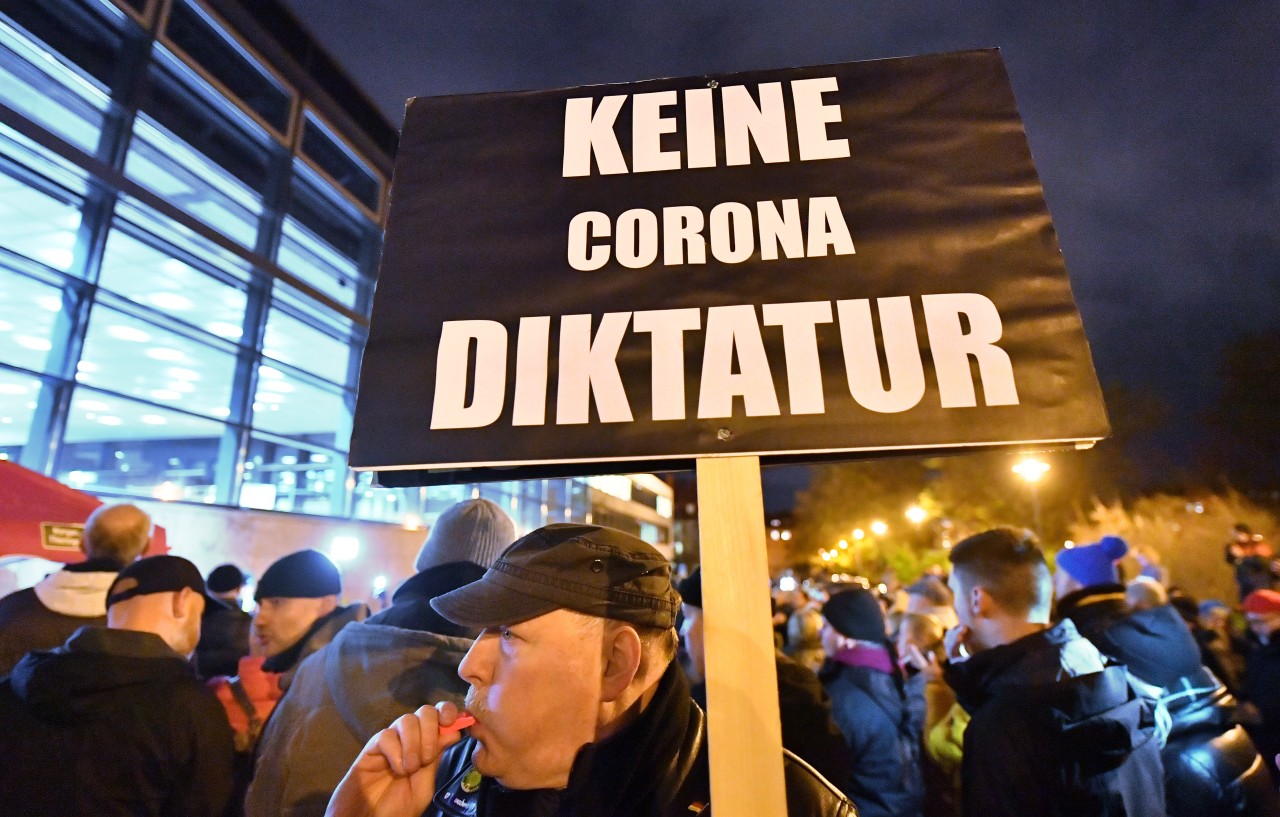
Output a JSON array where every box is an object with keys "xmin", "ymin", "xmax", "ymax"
[{"xmin": 282, "ymin": 1, "xmax": 1279, "ymax": 510}]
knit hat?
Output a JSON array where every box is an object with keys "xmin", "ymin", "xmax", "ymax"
[
  {"xmin": 255, "ymin": 549, "xmax": 341, "ymax": 601},
  {"xmin": 677, "ymin": 567, "xmax": 703, "ymax": 608},
  {"xmin": 107, "ymin": 555, "xmax": 206, "ymax": 607},
  {"xmin": 206, "ymin": 564, "xmax": 247, "ymax": 594},
  {"xmin": 1242, "ymin": 589, "xmax": 1280, "ymax": 615},
  {"xmin": 415, "ymin": 498, "xmax": 516, "ymax": 572},
  {"xmin": 822, "ymin": 588, "xmax": 888, "ymax": 645},
  {"xmin": 1056, "ymin": 535, "xmax": 1128, "ymax": 588}
]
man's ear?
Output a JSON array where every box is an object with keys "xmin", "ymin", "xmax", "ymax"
[
  {"xmin": 173, "ymin": 587, "xmax": 200, "ymax": 619},
  {"xmin": 972, "ymin": 585, "xmax": 996, "ymax": 619},
  {"xmin": 600, "ymin": 624, "xmax": 642, "ymax": 702}
]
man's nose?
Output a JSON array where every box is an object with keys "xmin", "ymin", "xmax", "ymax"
[{"xmin": 459, "ymin": 631, "xmax": 497, "ymax": 685}]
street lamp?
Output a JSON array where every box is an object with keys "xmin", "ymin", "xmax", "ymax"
[
  {"xmin": 870, "ymin": 520, "xmax": 888, "ymax": 537},
  {"xmin": 1011, "ymin": 456, "xmax": 1050, "ymax": 533},
  {"xmin": 905, "ymin": 505, "xmax": 927, "ymax": 525}
]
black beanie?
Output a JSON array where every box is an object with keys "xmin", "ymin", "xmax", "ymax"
[
  {"xmin": 823, "ymin": 588, "xmax": 888, "ymax": 644},
  {"xmin": 677, "ymin": 567, "xmax": 702, "ymax": 608},
  {"xmin": 207, "ymin": 564, "xmax": 246, "ymax": 594},
  {"xmin": 255, "ymin": 549, "xmax": 341, "ymax": 600}
]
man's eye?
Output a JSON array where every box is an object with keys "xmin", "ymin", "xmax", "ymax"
[{"xmin": 500, "ymin": 628, "xmax": 515, "ymax": 641}]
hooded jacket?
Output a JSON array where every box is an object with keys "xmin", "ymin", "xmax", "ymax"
[
  {"xmin": 195, "ymin": 595, "xmax": 252, "ymax": 680},
  {"xmin": 0, "ymin": 626, "xmax": 234, "ymax": 817},
  {"xmin": 245, "ymin": 621, "xmax": 474, "ymax": 817},
  {"xmin": 1059, "ymin": 588, "xmax": 1280, "ymax": 816},
  {"xmin": 819, "ymin": 650, "xmax": 923, "ymax": 817},
  {"xmin": 0, "ymin": 559, "xmax": 120, "ymax": 674},
  {"xmin": 943, "ymin": 619, "xmax": 1165, "ymax": 817},
  {"xmin": 426, "ymin": 659, "xmax": 855, "ymax": 817}
]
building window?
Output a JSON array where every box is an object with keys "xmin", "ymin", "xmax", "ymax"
[
  {"xmin": 163, "ymin": 0, "xmax": 293, "ymax": 135},
  {"xmin": 0, "ymin": 0, "xmax": 126, "ymax": 155},
  {"xmin": 0, "ymin": 367, "xmax": 44, "ymax": 461},
  {"xmin": 57, "ymin": 385, "xmax": 224, "ymax": 501},
  {"xmin": 300, "ymin": 110, "xmax": 381, "ymax": 211},
  {"xmin": 0, "ymin": 268, "xmax": 68, "ymax": 373},
  {"xmin": 76, "ymin": 303, "xmax": 238, "ymax": 420},
  {"xmin": 241, "ymin": 436, "xmax": 344, "ymax": 515}
]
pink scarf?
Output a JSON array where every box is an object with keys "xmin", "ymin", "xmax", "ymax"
[{"xmin": 832, "ymin": 642, "xmax": 895, "ymax": 675}]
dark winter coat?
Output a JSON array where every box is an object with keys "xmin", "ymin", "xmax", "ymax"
[
  {"xmin": 943, "ymin": 619, "xmax": 1166, "ymax": 817},
  {"xmin": 0, "ymin": 626, "xmax": 235, "ymax": 817},
  {"xmin": 1243, "ymin": 637, "xmax": 1280, "ymax": 783},
  {"xmin": 0, "ymin": 559, "xmax": 119, "ymax": 675},
  {"xmin": 692, "ymin": 651, "xmax": 854, "ymax": 797},
  {"xmin": 424, "ymin": 659, "xmax": 856, "ymax": 816},
  {"xmin": 1060, "ymin": 588, "xmax": 1280, "ymax": 815},
  {"xmin": 194, "ymin": 596, "xmax": 252, "ymax": 680},
  {"xmin": 820, "ymin": 659, "xmax": 923, "ymax": 817},
  {"xmin": 246, "ymin": 621, "xmax": 473, "ymax": 817}
]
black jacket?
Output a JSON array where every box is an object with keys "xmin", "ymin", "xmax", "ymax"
[
  {"xmin": 194, "ymin": 596, "xmax": 252, "ymax": 680},
  {"xmin": 692, "ymin": 651, "xmax": 854, "ymax": 798},
  {"xmin": 1060, "ymin": 589, "xmax": 1280, "ymax": 815},
  {"xmin": 820, "ymin": 659, "xmax": 923, "ymax": 817},
  {"xmin": 424, "ymin": 660, "xmax": 856, "ymax": 816},
  {"xmin": 1243, "ymin": 637, "xmax": 1280, "ymax": 782},
  {"xmin": 0, "ymin": 626, "xmax": 235, "ymax": 817},
  {"xmin": 944, "ymin": 619, "xmax": 1165, "ymax": 817},
  {"xmin": 0, "ymin": 559, "xmax": 120, "ymax": 675}
]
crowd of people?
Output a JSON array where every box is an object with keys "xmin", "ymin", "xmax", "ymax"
[{"xmin": 0, "ymin": 499, "xmax": 1278, "ymax": 816}]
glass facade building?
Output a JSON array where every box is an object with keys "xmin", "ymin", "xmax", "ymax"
[{"xmin": 0, "ymin": 0, "xmax": 671, "ymax": 544}]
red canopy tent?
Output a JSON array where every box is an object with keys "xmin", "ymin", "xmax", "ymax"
[{"xmin": 0, "ymin": 460, "xmax": 168, "ymax": 563}]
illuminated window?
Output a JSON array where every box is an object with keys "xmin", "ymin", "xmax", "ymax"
[
  {"xmin": 0, "ymin": 168, "xmax": 83, "ymax": 273},
  {"xmin": 125, "ymin": 46, "xmax": 273, "ymax": 247},
  {"xmin": 0, "ymin": 368, "xmax": 44, "ymax": 460},
  {"xmin": 250, "ymin": 362, "xmax": 350, "ymax": 450},
  {"xmin": 262, "ymin": 302, "xmax": 351, "ymax": 385},
  {"xmin": 241, "ymin": 436, "xmax": 344, "ymax": 515},
  {"xmin": 76, "ymin": 305, "xmax": 238, "ymax": 419},
  {"xmin": 0, "ymin": 0, "xmax": 126, "ymax": 154},
  {"xmin": 0, "ymin": 269, "xmax": 66, "ymax": 372},
  {"xmin": 57, "ymin": 386, "xmax": 223, "ymax": 501},
  {"xmin": 98, "ymin": 228, "xmax": 249, "ymax": 331}
]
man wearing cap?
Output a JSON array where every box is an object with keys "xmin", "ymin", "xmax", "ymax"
[
  {"xmin": 0, "ymin": 555, "xmax": 234, "ymax": 816},
  {"xmin": 194, "ymin": 563, "xmax": 252, "ymax": 679},
  {"xmin": 1054, "ymin": 537, "xmax": 1280, "ymax": 816},
  {"xmin": 943, "ymin": 529, "xmax": 1165, "ymax": 817},
  {"xmin": 1242, "ymin": 589, "xmax": 1280, "ymax": 783},
  {"xmin": 326, "ymin": 523, "xmax": 854, "ymax": 817},
  {"xmin": 677, "ymin": 567, "xmax": 853, "ymax": 799},
  {"xmin": 247, "ymin": 499, "xmax": 515, "ymax": 817},
  {"xmin": 0, "ymin": 502, "xmax": 152, "ymax": 674},
  {"xmin": 818, "ymin": 587, "xmax": 923, "ymax": 817}
]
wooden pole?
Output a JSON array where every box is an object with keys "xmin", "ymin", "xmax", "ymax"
[{"xmin": 695, "ymin": 455, "xmax": 787, "ymax": 817}]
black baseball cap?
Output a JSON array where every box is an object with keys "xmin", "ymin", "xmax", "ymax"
[
  {"xmin": 107, "ymin": 555, "xmax": 206, "ymax": 608},
  {"xmin": 431, "ymin": 524, "xmax": 681, "ymax": 630}
]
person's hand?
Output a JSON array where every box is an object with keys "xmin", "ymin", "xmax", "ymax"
[
  {"xmin": 902, "ymin": 642, "xmax": 944, "ymax": 682},
  {"xmin": 325, "ymin": 703, "xmax": 467, "ymax": 817},
  {"xmin": 943, "ymin": 625, "xmax": 973, "ymax": 664}
]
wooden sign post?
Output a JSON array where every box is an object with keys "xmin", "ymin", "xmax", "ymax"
[{"xmin": 696, "ymin": 456, "xmax": 787, "ymax": 816}]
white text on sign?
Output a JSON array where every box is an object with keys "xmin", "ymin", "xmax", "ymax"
[{"xmin": 429, "ymin": 294, "xmax": 1019, "ymax": 429}]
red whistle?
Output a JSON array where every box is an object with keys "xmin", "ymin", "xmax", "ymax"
[{"xmin": 439, "ymin": 713, "xmax": 476, "ymax": 735}]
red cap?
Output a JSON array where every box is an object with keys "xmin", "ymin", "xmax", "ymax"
[{"xmin": 1242, "ymin": 589, "xmax": 1280, "ymax": 615}]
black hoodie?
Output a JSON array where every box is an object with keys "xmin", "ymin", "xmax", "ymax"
[
  {"xmin": 0, "ymin": 626, "xmax": 235, "ymax": 817},
  {"xmin": 943, "ymin": 619, "xmax": 1165, "ymax": 817}
]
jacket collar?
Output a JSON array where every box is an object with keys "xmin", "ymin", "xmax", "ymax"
[
  {"xmin": 943, "ymin": 619, "xmax": 1105, "ymax": 712},
  {"xmin": 558, "ymin": 658, "xmax": 704, "ymax": 817},
  {"xmin": 1055, "ymin": 583, "xmax": 1127, "ymax": 623}
]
